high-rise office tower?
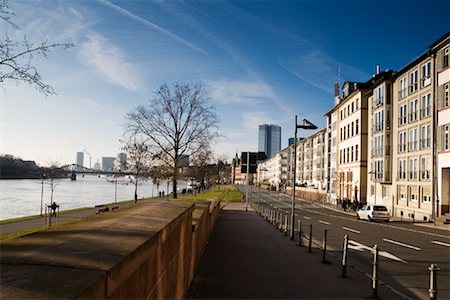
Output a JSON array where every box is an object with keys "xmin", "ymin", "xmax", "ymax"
[
  {"xmin": 76, "ymin": 152, "xmax": 84, "ymax": 167},
  {"xmin": 258, "ymin": 124, "xmax": 281, "ymax": 158}
]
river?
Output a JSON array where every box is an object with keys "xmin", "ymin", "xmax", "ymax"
[{"xmin": 0, "ymin": 175, "xmax": 182, "ymax": 221}]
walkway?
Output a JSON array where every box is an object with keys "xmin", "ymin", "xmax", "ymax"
[{"xmin": 186, "ymin": 203, "xmax": 402, "ymax": 299}]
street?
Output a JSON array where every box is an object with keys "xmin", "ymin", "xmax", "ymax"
[{"xmin": 237, "ymin": 185, "xmax": 450, "ymax": 300}]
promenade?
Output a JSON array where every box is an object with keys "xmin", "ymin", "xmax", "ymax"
[{"xmin": 186, "ymin": 202, "xmax": 402, "ymax": 299}]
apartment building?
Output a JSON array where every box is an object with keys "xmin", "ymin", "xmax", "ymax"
[
  {"xmin": 257, "ymin": 148, "xmax": 289, "ymax": 190},
  {"xmin": 312, "ymin": 129, "xmax": 326, "ymax": 189},
  {"xmin": 392, "ymin": 52, "xmax": 434, "ymax": 221},
  {"xmin": 367, "ymin": 71, "xmax": 395, "ymax": 210},
  {"xmin": 333, "ymin": 81, "xmax": 370, "ymax": 204},
  {"xmin": 432, "ymin": 32, "xmax": 450, "ymax": 216},
  {"xmin": 325, "ymin": 84, "xmax": 342, "ymax": 204}
]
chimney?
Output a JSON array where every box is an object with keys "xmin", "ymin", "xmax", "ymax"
[{"xmin": 376, "ymin": 64, "xmax": 381, "ymax": 75}]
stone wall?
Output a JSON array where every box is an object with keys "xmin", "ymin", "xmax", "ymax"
[{"xmin": 0, "ymin": 199, "xmax": 220, "ymax": 299}]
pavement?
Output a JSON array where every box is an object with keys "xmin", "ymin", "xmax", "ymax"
[
  {"xmin": 186, "ymin": 202, "xmax": 403, "ymax": 299},
  {"xmin": 0, "ymin": 202, "xmax": 137, "ymax": 236}
]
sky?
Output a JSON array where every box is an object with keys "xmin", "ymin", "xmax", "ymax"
[{"xmin": 1, "ymin": 0, "xmax": 449, "ymax": 167}]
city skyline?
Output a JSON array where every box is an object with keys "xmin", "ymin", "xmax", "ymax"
[{"xmin": 1, "ymin": 0, "xmax": 449, "ymax": 166}]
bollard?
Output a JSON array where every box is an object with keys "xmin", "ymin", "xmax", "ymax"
[
  {"xmin": 297, "ymin": 220, "xmax": 302, "ymax": 246},
  {"xmin": 308, "ymin": 224, "xmax": 313, "ymax": 253},
  {"xmin": 372, "ymin": 245, "xmax": 379, "ymax": 298},
  {"xmin": 342, "ymin": 235, "xmax": 349, "ymax": 277},
  {"xmin": 428, "ymin": 263, "xmax": 440, "ymax": 300},
  {"xmin": 322, "ymin": 229, "xmax": 328, "ymax": 263},
  {"xmin": 283, "ymin": 213, "xmax": 288, "ymax": 235}
]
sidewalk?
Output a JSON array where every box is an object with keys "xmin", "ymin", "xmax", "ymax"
[
  {"xmin": 0, "ymin": 202, "xmax": 136, "ymax": 236},
  {"xmin": 186, "ymin": 203, "xmax": 402, "ymax": 299}
]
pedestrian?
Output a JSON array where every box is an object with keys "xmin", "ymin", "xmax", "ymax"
[{"xmin": 50, "ymin": 202, "xmax": 58, "ymax": 217}]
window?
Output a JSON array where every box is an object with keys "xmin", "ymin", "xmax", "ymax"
[
  {"xmin": 409, "ymin": 157, "xmax": 417, "ymax": 180},
  {"xmin": 356, "ymin": 119, "xmax": 359, "ymax": 134},
  {"xmin": 356, "ymin": 98, "xmax": 359, "ymax": 110},
  {"xmin": 420, "ymin": 124, "xmax": 431, "ymax": 149},
  {"xmin": 373, "ymin": 135, "xmax": 384, "ymax": 156},
  {"xmin": 399, "ymin": 131, "xmax": 407, "ymax": 152},
  {"xmin": 444, "ymin": 47, "xmax": 449, "ymax": 68},
  {"xmin": 398, "ymin": 159, "xmax": 407, "ymax": 180},
  {"xmin": 351, "ymin": 102, "xmax": 354, "ymax": 113},
  {"xmin": 374, "ymin": 85, "xmax": 384, "ymax": 107},
  {"xmin": 421, "ymin": 93, "xmax": 431, "ymax": 118},
  {"xmin": 351, "ymin": 146, "xmax": 354, "ymax": 162},
  {"xmin": 399, "ymin": 77, "xmax": 407, "ymax": 99},
  {"xmin": 399, "ymin": 104, "xmax": 407, "ymax": 125},
  {"xmin": 421, "ymin": 61, "xmax": 431, "ymax": 87},
  {"xmin": 408, "ymin": 127, "xmax": 418, "ymax": 151},
  {"xmin": 340, "ymin": 149, "xmax": 342, "ymax": 164},
  {"xmin": 409, "ymin": 99, "xmax": 418, "ymax": 122},
  {"xmin": 420, "ymin": 156, "xmax": 431, "ymax": 179},
  {"xmin": 423, "ymin": 194, "xmax": 431, "ymax": 203},
  {"xmin": 444, "ymin": 83, "xmax": 449, "ymax": 108},
  {"xmin": 340, "ymin": 128, "xmax": 343, "ymax": 141},
  {"xmin": 409, "ymin": 69, "xmax": 418, "ymax": 93},
  {"xmin": 355, "ymin": 144, "xmax": 359, "ymax": 161},
  {"xmin": 375, "ymin": 160, "xmax": 383, "ymax": 180},
  {"xmin": 444, "ymin": 125, "xmax": 449, "ymax": 151},
  {"xmin": 351, "ymin": 121, "xmax": 354, "ymax": 137},
  {"xmin": 411, "ymin": 193, "xmax": 418, "ymax": 202},
  {"xmin": 374, "ymin": 110, "xmax": 384, "ymax": 132}
]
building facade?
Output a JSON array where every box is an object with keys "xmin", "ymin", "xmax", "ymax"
[
  {"xmin": 391, "ymin": 52, "xmax": 435, "ymax": 221},
  {"xmin": 258, "ymin": 124, "xmax": 282, "ymax": 158},
  {"xmin": 432, "ymin": 33, "xmax": 450, "ymax": 216}
]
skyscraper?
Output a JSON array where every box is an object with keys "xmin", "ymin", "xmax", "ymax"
[
  {"xmin": 76, "ymin": 152, "xmax": 84, "ymax": 167},
  {"xmin": 258, "ymin": 124, "xmax": 281, "ymax": 158}
]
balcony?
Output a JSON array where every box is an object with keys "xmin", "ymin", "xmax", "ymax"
[
  {"xmin": 421, "ymin": 76, "xmax": 431, "ymax": 88},
  {"xmin": 373, "ymin": 97, "xmax": 384, "ymax": 109},
  {"xmin": 398, "ymin": 143, "xmax": 407, "ymax": 153},
  {"xmin": 398, "ymin": 116, "xmax": 407, "ymax": 126},
  {"xmin": 421, "ymin": 170, "xmax": 430, "ymax": 180},
  {"xmin": 409, "ymin": 82, "xmax": 418, "ymax": 94},
  {"xmin": 420, "ymin": 138, "xmax": 431, "ymax": 149},
  {"xmin": 420, "ymin": 106, "xmax": 431, "ymax": 119},
  {"xmin": 398, "ymin": 88, "xmax": 407, "ymax": 99},
  {"xmin": 371, "ymin": 147, "xmax": 383, "ymax": 157},
  {"xmin": 408, "ymin": 141, "xmax": 418, "ymax": 151},
  {"xmin": 408, "ymin": 112, "xmax": 418, "ymax": 123},
  {"xmin": 372, "ymin": 123, "xmax": 384, "ymax": 133},
  {"xmin": 409, "ymin": 171, "xmax": 417, "ymax": 180}
]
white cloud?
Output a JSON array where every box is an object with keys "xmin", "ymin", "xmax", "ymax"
[
  {"xmin": 78, "ymin": 33, "xmax": 142, "ymax": 92},
  {"xmin": 278, "ymin": 50, "xmax": 371, "ymax": 93},
  {"xmin": 206, "ymin": 79, "xmax": 275, "ymax": 105},
  {"xmin": 242, "ymin": 111, "xmax": 277, "ymax": 131},
  {"xmin": 97, "ymin": 0, "xmax": 206, "ymax": 55}
]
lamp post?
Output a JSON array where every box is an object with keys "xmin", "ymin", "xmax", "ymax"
[{"xmin": 291, "ymin": 116, "xmax": 317, "ymax": 240}]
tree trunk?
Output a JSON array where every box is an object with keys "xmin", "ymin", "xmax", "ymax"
[{"xmin": 134, "ymin": 177, "xmax": 138, "ymax": 203}]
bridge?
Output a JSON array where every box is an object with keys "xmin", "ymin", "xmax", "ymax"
[{"xmin": 61, "ymin": 164, "xmax": 135, "ymax": 180}]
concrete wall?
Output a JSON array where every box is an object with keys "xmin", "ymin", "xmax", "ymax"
[{"xmin": 0, "ymin": 199, "xmax": 220, "ymax": 299}]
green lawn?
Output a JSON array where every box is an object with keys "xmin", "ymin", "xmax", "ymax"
[{"xmin": 173, "ymin": 185, "xmax": 243, "ymax": 202}]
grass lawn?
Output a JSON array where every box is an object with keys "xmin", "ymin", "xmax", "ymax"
[{"xmin": 172, "ymin": 185, "xmax": 243, "ymax": 202}]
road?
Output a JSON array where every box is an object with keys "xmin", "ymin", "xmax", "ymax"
[{"xmin": 238, "ymin": 185, "xmax": 450, "ymax": 300}]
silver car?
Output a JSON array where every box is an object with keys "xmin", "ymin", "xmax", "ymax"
[{"xmin": 357, "ymin": 205, "xmax": 390, "ymax": 222}]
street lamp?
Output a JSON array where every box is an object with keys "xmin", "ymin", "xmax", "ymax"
[{"xmin": 291, "ymin": 116, "xmax": 317, "ymax": 240}]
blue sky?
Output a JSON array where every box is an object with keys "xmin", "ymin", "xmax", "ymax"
[{"xmin": 1, "ymin": 0, "xmax": 449, "ymax": 166}]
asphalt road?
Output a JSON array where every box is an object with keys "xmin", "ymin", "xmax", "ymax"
[{"xmin": 238, "ymin": 185, "xmax": 450, "ymax": 300}]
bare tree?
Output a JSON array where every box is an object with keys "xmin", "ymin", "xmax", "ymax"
[
  {"xmin": 122, "ymin": 139, "xmax": 153, "ymax": 203},
  {"xmin": 125, "ymin": 83, "xmax": 220, "ymax": 198},
  {"xmin": 0, "ymin": 0, "xmax": 73, "ymax": 96}
]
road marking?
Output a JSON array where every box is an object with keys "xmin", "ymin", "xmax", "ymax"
[
  {"xmin": 303, "ymin": 216, "xmax": 311, "ymax": 220},
  {"xmin": 342, "ymin": 227, "xmax": 360, "ymax": 234},
  {"xmin": 431, "ymin": 240, "xmax": 450, "ymax": 247},
  {"xmin": 348, "ymin": 240, "xmax": 407, "ymax": 263},
  {"xmin": 319, "ymin": 220, "xmax": 330, "ymax": 225},
  {"xmin": 383, "ymin": 238, "xmax": 421, "ymax": 251}
]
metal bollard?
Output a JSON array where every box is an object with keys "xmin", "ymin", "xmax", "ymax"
[
  {"xmin": 297, "ymin": 220, "xmax": 302, "ymax": 246},
  {"xmin": 342, "ymin": 235, "xmax": 349, "ymax": 277},
  {"xmin": 308, "ymin": 224, "xmax": 313, "ymax": 253},
  {"xmin": 322, "ymin": 229, "xmax": 328, "ymax": 263},
  {"xmin": 372, "ymin": 245, "xmax": 379, "ymax": 298},
  {"xmin": 283, "ymin": 214, "xmax": 288, "ymax": 235},
  {"xmin": 428, "ymin": 263, "xmax": 440, "ymax": 300}
]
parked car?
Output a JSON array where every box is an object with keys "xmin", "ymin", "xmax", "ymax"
[{"xmin": 357, "ymin": 205, "xmax": 390, "ymax": 222}]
